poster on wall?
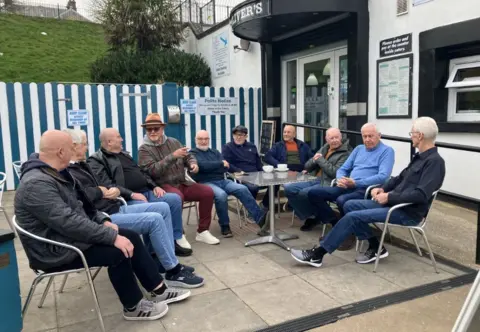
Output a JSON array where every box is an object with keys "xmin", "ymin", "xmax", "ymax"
[
  {"xmin": 212, "ymin": 31, "xmax": 230, "ymax": 78},
  {"xmin": 67, "ymin": 109, "xmax": 88, "ymax": 126},
  {"xmin": 379, "ymin": 33, "xmax": 412, "ymax": 58},
  {"xmin": 197, "ymin": 97, "xmax": 239, "ymax": 116},
  {"xmin": 413, "ymin": 0, "xmax": 434, "ymax": 6},
  {"xmin": 376, "ymin": 54, "xmax": 413, "ymax": 119}
]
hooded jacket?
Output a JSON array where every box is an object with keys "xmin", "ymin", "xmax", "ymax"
[
  {"xmin": 14, "ymin": 154, "xmax": 116, "ymax": 271},
  {"xmin": 138, "ymin": 134, "xmax": 197, "ymax": 187},
  {"xmin": 264, "ymin": 138, "xmax": 314, "ymax": 172}
]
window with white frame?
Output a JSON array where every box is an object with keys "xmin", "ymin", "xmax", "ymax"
[{"xmin": 446, "ymin": 55, "xmax": 480, "ymax": 122}]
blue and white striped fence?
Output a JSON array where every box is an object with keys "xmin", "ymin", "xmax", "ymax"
[{"xmin": 0, "ymin": 82, "xmax": 262, "ymax": 190}]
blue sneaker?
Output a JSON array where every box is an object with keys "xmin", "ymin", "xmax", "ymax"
[
  {"xmin": 165, "ymin": 269, "xmax": 204, "ymax": 289},
  {"xmin": 180, "ymin": 264, "xmax": 195, "ymax": 273}
]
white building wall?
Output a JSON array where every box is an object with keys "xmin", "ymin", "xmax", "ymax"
[
  {"xmin": 368, "ymin": 0, "xmax": 480, "ymax": 199},
  {"xmin": 181, "ymin": 25, "xmax": 262, "ymax": 87}
]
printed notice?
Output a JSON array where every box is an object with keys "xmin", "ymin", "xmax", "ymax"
[
  {"xmin": 212, "ymin": 32, "xmax": 230, "ymax": 78},
  {"xmin": 67, "ymin": 109, "xmax": 88, "ymax": 126},
  {"xmin": 197, "ymin": 97, "xmax": 239, "ymax": 116},
  {"xmin": 378, "ymin": 56, "xmax": 411, "ymax": 117},
  {"xmin": 180, "ymin": 99, "xmax": 197, "ymax": 114}
]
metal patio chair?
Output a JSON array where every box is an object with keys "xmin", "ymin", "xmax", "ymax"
[{"xmin": 0, "ymin": 172, "xmax": 15, "ymax": 232}]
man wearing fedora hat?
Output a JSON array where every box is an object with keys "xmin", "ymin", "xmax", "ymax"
[{"xmin": 138, "ymin": 114, "xmax": 219, "ymax": 245}]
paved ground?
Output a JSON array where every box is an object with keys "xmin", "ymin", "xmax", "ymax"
[{"xmin": 1, "ymin": 191, "xmax": 478, "ymax": 332}]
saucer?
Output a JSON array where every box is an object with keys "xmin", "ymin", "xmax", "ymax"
[{"xmin": 275, "ymin": 168, "xmax": 289, "ymax": 172}]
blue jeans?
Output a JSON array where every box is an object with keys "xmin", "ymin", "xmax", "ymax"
[
  {"xmin": 205, "ymin": 179, "xmax": 265, "ymax": 227},
  {"xmin": 109, "ymin": 202, "xmax": 178, "ymax": 270},
  {"xmin": 128, "ymin": 191, "xmax": 183, "ymax": 241},
  {"xmin": 307, "ymin": 186, "xmax": 366, "ymax": 222},
  {"xmin": 321, "ymin": 199, "xmax": 420, "ymax": 253},
  {"xmin": 284, "ymin": 180, "xmax": 321, "ymax": 220}
]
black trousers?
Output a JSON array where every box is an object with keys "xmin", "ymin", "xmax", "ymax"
[{"xmin": 47, "ymin": 229, "xmax": 162, "ymax": 308}]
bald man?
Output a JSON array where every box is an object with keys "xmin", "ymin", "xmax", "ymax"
[
  {"xmin": 284, "ymin": 127, "xmax": 352, "ymax": 231},
  {"xmin": 190, "ymin": 130, "xmax": 267, "ymax": 238},
  {"xmin": 263, "ymin": 125, "xmax": 314, "ymax": 209},
  {"xmin": 14, "ymin": 130, "xmax": 189, "ymax": 321},
  {"xmin": 88, "ymin": 128, "xmax": 192, "ymax": 256}
]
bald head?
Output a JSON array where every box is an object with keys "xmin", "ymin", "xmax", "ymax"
[
  {"xmin": 195, "ymin": 130, "xmax": 210, "ymax": 151},
  {"xmin": 100, "ymin": 128, "xmax": 123, "ymax": 153},
  {"xmin": 325, "ymin": 127, "xmax": 342, "ymax": 150},
  {"xmin": 38, "ymin": 130, "xmax": 73, "ymax": 171},
  {"xmin": 196, "ymin": 130, "xmax": 209, "ymax": 139},
  {"xmin": 283, "ymin": 125, "xmax": 296, "ymax": 142}
]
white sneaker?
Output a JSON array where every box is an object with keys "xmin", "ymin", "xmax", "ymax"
[
  {"xmin": 196, "ymin": 230, "xmax": 220, "ymax": 245},
  {"xmin": 176, "ymin": 234, "xmax": 192, "ymax": 249}
]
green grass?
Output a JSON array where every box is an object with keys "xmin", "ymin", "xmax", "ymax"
[{"xmin": 0, "ymin": 14, "xmax": 108, "ymax": 83}]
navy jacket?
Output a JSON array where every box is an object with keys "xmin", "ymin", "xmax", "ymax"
[
  {"xmin": 264, "ymin": 138, "xmax": 314, "ymax": 172},
  {"xmin": 190, "ymin": 147, "xmax": 227, "ymax": 183},
  {"xmin": 222, "ymin": 141, "xmax": 262, "ymax": 173}
]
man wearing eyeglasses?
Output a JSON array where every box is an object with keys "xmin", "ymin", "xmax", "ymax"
[{"xmin": 137, "ymin": 114, "xmax": 218, "ymax": 245}]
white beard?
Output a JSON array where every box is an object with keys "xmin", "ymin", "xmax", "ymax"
[{"xmin": 196, "ymin": 145, "xmax": 209, "ymax": 151}]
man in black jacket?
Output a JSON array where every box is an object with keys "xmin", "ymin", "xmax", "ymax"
[
  {"xmin": 14, "ymin": 130, "xmax": 190, "ymax": 321},
  {"xmin": 64, "ymin": 129, "xmax": 204, "ymax": 289},
  {"xmin": 87, "ymin": 128, "xmax": 192, "ymax": 255},
  {"xmin": 291, "ymin": 117, "xmax": 446, "ymax": 267}
]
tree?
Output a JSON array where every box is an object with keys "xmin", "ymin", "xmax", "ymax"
[{"xmin": 93, "ymin": 0, "xmax": 185, "ymax": 52}]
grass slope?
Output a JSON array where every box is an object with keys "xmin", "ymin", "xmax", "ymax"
[{"xmin": 0, "ymin": 14, "xmax": 107, "ymax": 83}]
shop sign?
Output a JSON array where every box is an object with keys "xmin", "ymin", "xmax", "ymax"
[{"xmin": 230, "ymin": 0, "xmax": 270, "ymax": 29}]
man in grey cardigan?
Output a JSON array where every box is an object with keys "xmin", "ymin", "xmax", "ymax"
[{"xmin": 284, "ymin": 128, "xmax": 351, "ymax": 231}]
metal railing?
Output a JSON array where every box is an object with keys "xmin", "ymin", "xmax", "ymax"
[
  {"xmin": 173, "ymin": 0, "xmax": 232, "ymax": 26},
  {"xmin": 283, "ymin": 121, "xmax": 480, "ymax": 264}
]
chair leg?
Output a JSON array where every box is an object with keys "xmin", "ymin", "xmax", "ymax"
[
  {"xmin": 409, "ymin": 229, "xmax": 423, "ymax": 257},
  {"xmin": 195, "ymin": 203, "xmax": 199, "ymax": 223},
  {"xmin": 186, "ymin": 205, "xmax": 192, "ymax": 225},
  {"xmin": 321, "ymin": 224, "xmax": 327, "ymax": 237},
  {"xmin": 419, "ymin": 229, "xmax": 439, "ymax": 273},
  {"xmin": 38, "ymin": 276, "xmax": 55, "ymax": 308},
  {"xmin": 92, "ymin": 267, "xmax": 102, "ymax": 281},
  {"xmin": 235, "ymin": 199, "xmax": 242, "ymax": 228},
  {"xmin": 83, "ymin": 267, "xmax": 106, "ymax": 332},
  {"xmin": 290, "ymin": 211, "xmax": 295, "ymax": 227},
  {"xmin": 23, "ymin": 275, "xmax": 46, "ymax": 317},
  {"xmin": 373, "ymin": 225, "xmax": 389, "ymax": 273},
  {"xmin": 58, "ymin": 274, "xmax": 69, "ymax": 293}
]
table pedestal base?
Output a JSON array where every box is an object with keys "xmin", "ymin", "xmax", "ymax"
[{"xmin": 245, "ymin": 233, "xmax": 299, "ymax": 251}]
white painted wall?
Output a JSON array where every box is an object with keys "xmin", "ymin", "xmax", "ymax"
[
  {"xmin": 181, "ymin": 25, "xmax": 262, "ymax": 87},
  {"xmin": 368, "ymin": 0, "xmax": 480, "ymax": 199}
]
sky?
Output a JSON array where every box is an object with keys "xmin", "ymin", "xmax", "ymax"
[{"xmin": 37, "ymin": 0, "xmax": 245, "ymax": 10}]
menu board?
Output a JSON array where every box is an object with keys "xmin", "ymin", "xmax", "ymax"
[
  {"xmin": 376, "ymin": 54, "xmax": 413, "ymax": 119},
  {"xmin": 259, "ymin": 120, "xmax": 275, "ymax": 155}
]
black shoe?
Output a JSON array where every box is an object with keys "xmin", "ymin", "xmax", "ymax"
[
  {"xmin": 221, "ymin": 226, "xmax": 233, "ymax": 238},
  {"xmin": 300, "ymin": 218, "xmax": 321, "ymax": 232},
  {"xmin": 356, "ymin": 246, "xmax": 389, "ymax": 264},
  {"xmin": 180, "ymin": 264, "xmax": 195, "ymax": 273},
  {"xmin": 175, "ymin": 242, "xmax": 193, "ymax": 257},
  {"xmin": 290, "ymin": 247, "xmax": 323, "ymax": 268}
]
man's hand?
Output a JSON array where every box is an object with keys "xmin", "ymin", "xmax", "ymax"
[
  {"xmin": 99, "ymin": 186, "xmax": 108, "ymax": 196},
  {"xmin": 313, "ymin": 153, "xmax": 323, "ymax": 161},
  {"xmin": 371, "ymin": 188, "xmax": 384, "ymax": 198},
  {"xmin": 223, "ymin": 160, "xmax": 230, "ymax": 168},
  {"xmin": 190, "ymin": 164, "xmax": 199, "ymax": 174},
  {"xmin": 104, "ymin": 187, "xmax": 120, "ymax": 199},
  {"xmin": 131, "ymin": 193, "xmax": 148, "ymax": 202},
  {"xmin": 114, "ymin": 235, "xmax": 134, "ymax": 258},
  {"xmin": 153, "ymin": 186, "xmax": 165, "ymax": 198},
  {"xmin": 301, "ymin": 170, "xmax": 308, "ymax": 174},
  {"xmin": 374, "ymin": 192, "xmax": 389, "ymax": 205},
  {"xmin": 104, "ymin": 221, "xmax": 119, "ymax": 232},
  {"xmin": 173, "ymin": 147, "xmax": 189, "ymax": 159}
]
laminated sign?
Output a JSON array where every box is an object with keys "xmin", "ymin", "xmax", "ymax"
[
  {"xmin": 197, "ymin": 97, "xmax": 239, "ymax": 116},
  {"xmin": 67, "ymin": 109, "xmax": 89, "ymax": 126}
]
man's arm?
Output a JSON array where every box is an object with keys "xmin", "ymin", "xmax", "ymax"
[
  {"xmin": 355, "ymin": 147, "xmax": 395, "ymax": 188},
  {"xmin": 87, "ymin": 157, "xmax": 133, "ymax": 198},
  {"xmin": 264, "ymin": 144, "xmax": 281, "ymax": 167},
  {"xmin": 317, "ymin": 151, "xmax": 351, "ymax": 179},
  {"xmin": 185, "ymin": 151, "xmax": 198, "ymax": 169},
  {"xmin": 23, "ymin": 181, "xmax": 117, "ymax": 245},
  {"xmin": 388, "ymin": 159, "xmax": 445, "ymax": 206},
  {"xmin": 222, "ymin": 144, "xmax": 241, "ymax": 172},
  {"xmin": 138, "ymin": 139, "xmax": 183, "ymax": 177},
  {"xmin": 336, "ymin": 147, "xmax": 358, "ymax": 179},
  {"xmin": 382, "ymin": 174, "xmax": 402, "ymax": 192}
]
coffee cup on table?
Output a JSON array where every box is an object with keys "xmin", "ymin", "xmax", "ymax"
[
  {"xmin": 262, "ymin": 165, "xmax": 274, "ymax": 173},
  {"xmin": 277, "ymin": 164, "xmax": 288, "ymax": 171}
]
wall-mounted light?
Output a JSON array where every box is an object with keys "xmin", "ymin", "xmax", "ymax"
[
  {"xmin": 306, "ymin": 73, "xmax": 319, "ymax": 86},
  {"xmin": 234, "ymin": 39, "xmax": 251, "ymax": 53}
]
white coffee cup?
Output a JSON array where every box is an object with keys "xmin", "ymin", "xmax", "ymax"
[
  {"xmin": 262, "ymin": 165, "xmax": 274, "ymax": 173},
  {"xmin": 277, "ymin": 164, "xmax": 288, "ymax": 170}
]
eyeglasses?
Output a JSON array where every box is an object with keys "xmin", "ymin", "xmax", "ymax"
[
  {"xmin": 234, "ymin": 133, "xmax": 247, "ymax": 137},
  {"xmin": 146, "ymin": 127, "xmax": 161, "ymax": 133},
  {"xmin": 196, "ymin": 138, "xmax": 210, "ymax": 142},
  {"xmin": 408, "ymin": 131, "xmax": 420, "ymax": 137}
]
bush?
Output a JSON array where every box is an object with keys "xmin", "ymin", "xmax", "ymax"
[{"xmin": 90, "ymin": 48, "xmax": 212, "ymax": 86}]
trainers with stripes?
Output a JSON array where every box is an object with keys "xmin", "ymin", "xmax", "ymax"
[
  {"xmin": 150, "ymin": 287, "xmax": 191, "ymax": 305},
  {"xmin": 123, "ymin": 298, "xmax": 168, "ymax": 321}
]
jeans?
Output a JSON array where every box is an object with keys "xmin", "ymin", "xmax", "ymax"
[
  {"xmin": 284, "ymin": 180, "xmax": 322, "ymax": 220},
  {"xmin": 109, "ymin": 202, "xmax": 178, "ymax": 271},
  {"xmin": 128, "ymin": 191, "xmax": 183, "ymax": 241},
  {"xmin": 163, "ymin": 183, "xmax": 214, "ymax": 233},
  {"xmin": 205, "ymin": 179, "xmax": 265, "ymax": 227},
  {"xmin": 307, "ymin": 186, "xmax": 366, "ymax": 222},
  {"xmin": 46, "ymin": 229, "xmax": 162, "ymax": 309},
  {"xmin": 321, "ymin": 199, "xmax": 420, "ymax": 253},
  {"xmin": 243, "ymin": 182, "xmax": 260, "ymax": 199},
  {"xmin": 261, "ymin": 186, "xmax": 280, "ymax": 208}
]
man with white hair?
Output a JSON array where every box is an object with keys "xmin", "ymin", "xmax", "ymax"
[
  {"xmin": 64, "ymin": 129, "xmax": 204, "ymax": 288},
  {"xmin": 306, "ymin": 123, "xmax": 395, "ymax": 250},
  {"xmin": 291, "ymin": 117, "xmax": 445, "ymax": 267}
]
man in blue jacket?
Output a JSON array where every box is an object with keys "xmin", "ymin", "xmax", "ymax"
[
  {"xmin": 263, "ymin": 125, "xmax": 314, "ymax": 209},
  {"xmin": 222, "ymin": 125, "xmax": 263, "ymax": 198},
  {"xmin": 191, "ymin": 130, "xmax": 267, "ymax": 237}
]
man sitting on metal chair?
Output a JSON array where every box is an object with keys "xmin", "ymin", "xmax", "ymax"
[
  {"xmin": 14, "ymin": 130, "xmax": 191, "ymax": 321},
  {"xmin": 291, "ymin": 117, "xmax": 446, "ymax": 267},
  {"xmin": 64, "ymin": 129, "xmax": 204, "ymax": 289},
  {"xmin": 191, "ymin": 130, "xmax": 267, "ymax": 238},
  {"xmin": 284, "ymin": 127, "xmax": 351, "ymax": 232}
]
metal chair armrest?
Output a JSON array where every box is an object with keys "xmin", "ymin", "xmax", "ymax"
[
  {"xmin": 116, "ymin": 197, "xmax": 128, "ymax": 206},
  {"xmin": 365, "ymin": 184, "xmax": 383, "ymax": 200},
  {"xmin": 330, "ymin": 179, "xmax": 337, "ymax": 187},
  {"xmin": 384, "ymin": 202, "xmax": 414, "ymax": 227}
]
